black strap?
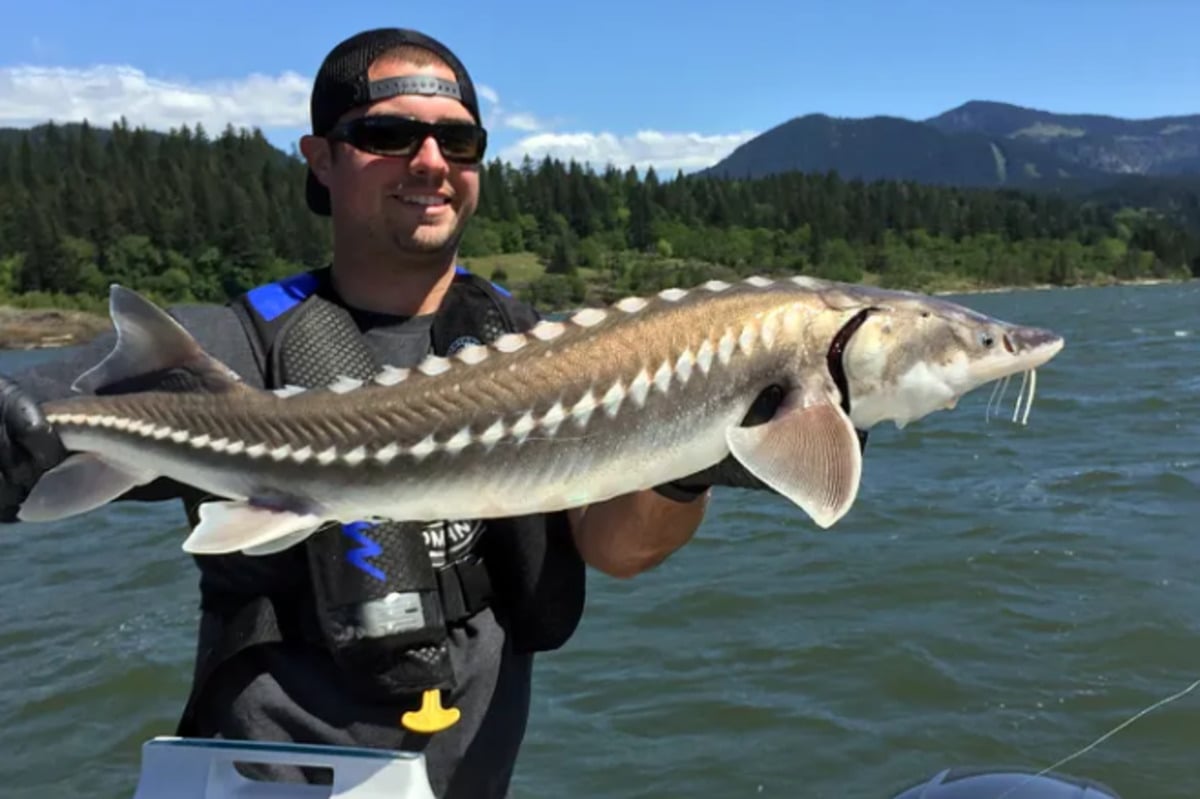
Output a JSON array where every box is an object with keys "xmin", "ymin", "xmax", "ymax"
[{"xmin": 436, "ymin": 556, "xmax": 493, "ymax": 622}]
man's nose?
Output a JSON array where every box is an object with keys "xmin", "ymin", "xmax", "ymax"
[{"xmin": 408, "ymin": 135, "xmax": 449, "ymax": 175}]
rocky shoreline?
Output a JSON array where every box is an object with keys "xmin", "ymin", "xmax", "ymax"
[{"xmin": 0, "ymin": 306, "xmax": 111, "ymax": 350}]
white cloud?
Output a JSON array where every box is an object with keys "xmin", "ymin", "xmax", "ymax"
[
  {"xmin": 503, "ymin": 112, "xmax": 544, "ymax": 132},
  {"xmin": 0, "ymin": 63, "xmax": 759, "ymax": 174},
  {"xmin": 473, "ymin": 83, "xmax": 547, "ymax": 133},
  {"xmin": 476, "ymin": 83, "xmax": 500, "ymax": 105},
  {"xmin": 0, "ymin": 64, "xmax": 310, "ymax": 132},
  {"xmin": 499, "ymin": 129, "xmax": 759, "ymax": 174},
  {"xmin": 472, "ymin": 82, "xmax": 756, "ymax": 172}
]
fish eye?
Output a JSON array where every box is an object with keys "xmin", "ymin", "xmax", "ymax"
[{"xmin": 979, "ymin": 332, "xmax": 996, "ymax": 348}]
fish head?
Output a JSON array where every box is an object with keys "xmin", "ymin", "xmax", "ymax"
[{"xmin": 836, "ymin": 292, "xmax": 1064, "ymax": 430}]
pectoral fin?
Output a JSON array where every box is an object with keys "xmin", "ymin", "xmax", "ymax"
[
  {"xmin": 17, "ymin": 453, "xmax": 157, "ymax": 522},
  {"xmin": 182, "ymin": 500, "xmax": 325, "ymax": 556},
  {"xmin": 725, "ymin": 389, "xmax": 863, "ymax": 528},
  {"xmin": 240, "ymin": 527, "xmax": 325, "ymax": 557}
]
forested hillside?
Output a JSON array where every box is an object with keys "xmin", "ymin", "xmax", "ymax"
[{"xmin": 1, "ymin": 120, "xmax": 1196, "ymax": 317}]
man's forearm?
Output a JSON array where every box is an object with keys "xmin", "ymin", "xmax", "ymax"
[{"xmin": 569, "ymin": 489, "xmax": 708, "ymax": 579}]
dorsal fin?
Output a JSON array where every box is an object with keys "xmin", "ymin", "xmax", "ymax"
[{"xmin": 73, "ymin": 285, "xmax": 245, "ymax": 396}]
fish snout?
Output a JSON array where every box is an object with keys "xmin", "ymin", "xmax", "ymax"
[{"xmin": 1005, "ymin": 326, "xmax": 1064, "ymax": 358}]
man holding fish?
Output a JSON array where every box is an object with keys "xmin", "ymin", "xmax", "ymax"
[
  {"xmin": 0, "ymin": 25, "xmax": 1064, "ymax": 799},
  {"xmin": 0, "ymin": 27, "xmax": 775, "ymax": 799}
]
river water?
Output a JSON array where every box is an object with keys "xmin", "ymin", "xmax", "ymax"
[{"xmin": 0, "ymin": 281, "xmax": 1197, "ymax": 798}]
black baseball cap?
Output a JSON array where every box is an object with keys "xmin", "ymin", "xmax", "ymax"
[{"xmin": 304, "ymin": 28, "xmax": 483, "ymax": 216}]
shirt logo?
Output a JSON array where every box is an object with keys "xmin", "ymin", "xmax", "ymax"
[{"xmin": 421, "ymin": 519, "xmax": 485, "ymax": 568}]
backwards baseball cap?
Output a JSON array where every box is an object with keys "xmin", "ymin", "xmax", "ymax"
[{"xmin": 304, "ymin": 28, "xmax": 483, "ymax": 216}]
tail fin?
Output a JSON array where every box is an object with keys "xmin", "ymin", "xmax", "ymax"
[{"xmin": 72, "ymin": 285, "xmax": 244, "ymax": 395}]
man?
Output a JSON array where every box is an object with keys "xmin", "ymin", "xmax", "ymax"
[{"xmin": 0, "ymin": 27, "xmax": 771, "ymax": 799}]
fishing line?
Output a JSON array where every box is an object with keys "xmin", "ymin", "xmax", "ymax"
[{"xmin": 991, "ymin": 675, "xmax": 1200, "ymax": 799}]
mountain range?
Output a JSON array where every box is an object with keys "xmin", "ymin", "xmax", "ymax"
[
  {"xmin": 5, "ymin": 102, "xmax": 1200, "ymax": 234},
  {"xmin": 701, "ymin": 100, "xmax": 1200, "ymax": 188}
]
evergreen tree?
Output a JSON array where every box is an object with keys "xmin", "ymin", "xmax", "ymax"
[{"xmin": 0, "ymin": 119, "xmax": 1195, "ymax": 314}]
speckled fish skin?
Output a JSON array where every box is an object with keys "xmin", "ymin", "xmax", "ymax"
[{"xmin": 17, "ymin": 276, "xmax": 1064, "ymax": 555}]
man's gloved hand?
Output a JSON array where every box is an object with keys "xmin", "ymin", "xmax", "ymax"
[
  {"xmin": 0, "ymin": 375, "xmax": 67, "ymax": 522},
  {"xmin": 653, "ymin": 385, "xmax": 869, "ymax": 502}
]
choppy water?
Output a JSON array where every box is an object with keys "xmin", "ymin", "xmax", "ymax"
[{"xmin": 1, "ymin": 282, "xmax": 1197, "ymax": 798}]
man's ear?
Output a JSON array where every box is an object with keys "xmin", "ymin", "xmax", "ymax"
[{"xmin": 299, "ymin": 134, "xmax": 333, "ymax": 186}]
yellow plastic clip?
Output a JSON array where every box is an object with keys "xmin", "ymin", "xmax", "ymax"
[{"xmin": 401, "ymin": 689, "xmax": 461, "ymax": 734}]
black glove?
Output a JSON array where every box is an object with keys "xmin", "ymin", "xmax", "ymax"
[
  {"xmin": 0, "ymin": 375, "xmax": 67, "ymax": 522},
  {"xmin": 653, "ymin": 386, "xmax": 870, "ymax": 502}
]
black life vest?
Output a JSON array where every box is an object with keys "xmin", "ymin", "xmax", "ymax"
[{"xmin": 175, "ymin": 265, "xmax": 586, "ymax": 734}]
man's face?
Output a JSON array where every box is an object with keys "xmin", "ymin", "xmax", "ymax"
[{"xmin": 305, "ymin": 57, "xmax": 481, "ymax": 261}]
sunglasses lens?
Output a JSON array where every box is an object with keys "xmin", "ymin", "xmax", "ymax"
[
  {"xmin": 341, "ymin": 117, "xmax": 485, "ymax": 163},
  {"xmin": 435, "ymin": 126, "xmax": 484, "ymax": 161},
  {"xmin": 356, "ymin": 117, "xmax": 423, "ymax": 156}
]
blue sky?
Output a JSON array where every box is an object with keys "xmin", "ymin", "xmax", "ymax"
[{"xmin": 2, "ymin": 0, "xmax": 1197, "ymax": 172}]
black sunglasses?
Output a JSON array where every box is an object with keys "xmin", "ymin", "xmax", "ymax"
[{"xmin": 326, "ymin": 115, "xmax": 488, "ymax": 164}]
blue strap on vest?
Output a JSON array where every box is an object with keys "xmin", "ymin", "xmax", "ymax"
[
  {"xmin": 244, "ymin": 266, "xmax": 511, "ymax": 323},
  {"xmin": 244, "ymin": 271, "xmax": 323, "ymax": 321}
]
